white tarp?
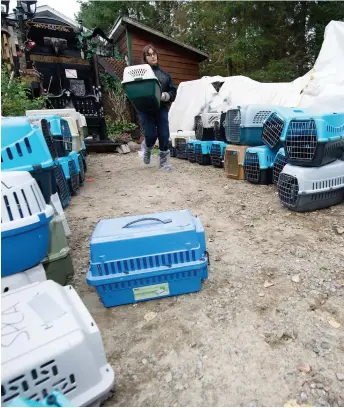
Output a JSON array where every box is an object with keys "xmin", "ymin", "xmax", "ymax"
[{"xmin": 169, "ymin": 20, "xmax": 344, "ymax": 132}]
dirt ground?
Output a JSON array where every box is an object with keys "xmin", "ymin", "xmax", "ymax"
[{"xmin": 66, "ymin": 152, "xmax": 344, "ymax": 407}]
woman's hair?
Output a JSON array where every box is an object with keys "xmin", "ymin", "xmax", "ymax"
[{"xmin": 142, "ymin": 44, "xmax": 157, "ymax": 63}]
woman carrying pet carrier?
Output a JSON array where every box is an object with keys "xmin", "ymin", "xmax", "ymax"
[{"xmin": 140, "ymin": 44, "xmax": 177, "ymax": 171}]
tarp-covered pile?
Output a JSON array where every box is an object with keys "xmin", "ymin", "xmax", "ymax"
[{"xmin": 169, "ymin": 20, "xmax": 344, "ymax": 132}]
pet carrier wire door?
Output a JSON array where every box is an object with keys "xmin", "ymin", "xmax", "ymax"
[
  {"xmin": 277, "ymin": 160, "xmax": 344, "ymax": 212},
  {"xmin": 122, "ymin": 64, "xmax": 161, "ymax": 113},
  {"xmin": 213, "ymin": 112, "xmax": 227, "ymax": 142},
  {"xmin": 1, "ymin": 263, "xmax": 46, "ymax": 294},
  {"xmin": 175, "ymin": 137, "xmax": 189, "ymax": 159},
  {"xmin": 194, "ymin": 113, "xmax": 220, "ymax": 141},
  {"xmin": 224, "ymin": 145, "xmax": 249, "ymax": 180},
  {"xmin": 26, "ymin": 110, "xmax": 84, "ymax": 153},
  {"xmin": 54, "ymin": 164, "xmax": 71, "ymax": 209},
  {"xmin": 281, "ymin": 112, "xmax": 344, "ymax": 167},
  {"xmin": 225, "ymin": 105, "xmax": 278, "ymax": 145},
  {"xmin": 1, "ymin": 280, "xmax": 115, "ymax": 407},
  {"xmin": 244, "ymin": 145, "xmax": 276, "ymax": 185},
  {"xmin": 1, "ymin": 117, "xmax": 59, "ymax": 204},
  {"xmin": 210, "ymin": 141, "xmax": 227, "ymax": 168},
  {"xmin": 1, "ymin": 171, "xmax": 54, "ymax": 277},
  {"xmin": 272, "ymin": 147, "xmax": 288, "ymax": 184},
  {"xmin": 194, "ymin": 141, "xmax": 213, "ymax": 165},
  {"xmin": 86, "ymin": 210, "xmax": 208, "ymax": 307},
  {"xmin": 58, "ymin": 152, "xmax": 80, "ymax": 196}
]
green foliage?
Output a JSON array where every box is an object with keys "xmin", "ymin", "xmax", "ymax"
[
  {"xmin": 105, "ymin": 115, "xmax": 136, "ymax": 142},
  {"xmin": 1, "ymin": 66, "xmax": 47, "ymax": 117},
  {"xmin": 77, "ymin": 1, "xmax": 344, "ymax": 83}
]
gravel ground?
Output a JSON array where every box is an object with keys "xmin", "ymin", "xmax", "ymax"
[{"xmin": 66, "ymin": 152, "xmax": 344, "ymax": 407}]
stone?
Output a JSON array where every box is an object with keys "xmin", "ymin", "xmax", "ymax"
[
  {"xmin": 300, "ymin": 392, "xmax": 308, "ymax": 402},
  {"xmin": 142, "ymin": 359, "xmax": 148, "ymax": 365},
  {"xmin": 128, "ymin": 141, "xmax": 140, "ymax": 152},
  {"xmin": 336, "ymin": 373, "xmax": 344, "ymax": 381},
  {"xmin": 297, "ymin": 362, "xmax": 311, "ymax": 373},
  {"xmin": 165, "ymin": 371, "xmax": 173, "ymax": 383},
  {"xmin": 292, "ymin": 275, "xmax": 300, "ymax": 283},
  {"xmin": 320, "ymin": 341, "xmax": 331, "ymax": 350}
]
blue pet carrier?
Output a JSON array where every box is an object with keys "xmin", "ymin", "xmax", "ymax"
[
  {"xmin": 58, "ymin": 152, "xmax": 80, "ymax": 196},
  {"xmin": 194, "ymin": 141, "xmax": 213, "ymax": 165},
  {"xmin": 1, "ymin": 171, "xmax": 54, "ymax": 277},
  {"xmin": 1, "ymin": 117, "xmax": 59, "ymax": 203},
  {"xmin": 186, "ymin": 140, "xmax": 197, "ymax": 163},
  {"xmin": 6, "ymin": 391, "xmax": 74, "ymax": 407},
  {"xmin": 281, "ymin": 111, "xmax": 344, "ymax": 167},
  {"xmin": 225, "ymin": 105, "xmax": 277, "ymax": 145},
  {"xmin": 272, "ymin": 147, "xmax": 288, "ymax": 184},
  {"xmin": 86, "ymin": 210, "xmax": 209, "ymax": 307},
  {"xmin": 244, "ymin": 145, "xmax": 276, "ymax": 185},
  {"xmin": 210, "ymin": 141, "xmax": 227, "ymax": 168},
  {"xmin": 27, "ymin": 115, "xmax": 73, "ymax": 158}
]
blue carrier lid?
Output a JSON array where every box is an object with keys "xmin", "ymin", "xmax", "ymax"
[{"xmin": 90, "ymin": 209, "xmax": 204, "ymax": 261}]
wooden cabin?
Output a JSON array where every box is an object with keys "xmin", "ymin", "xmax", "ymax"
[{"xmin": 108, "ymin": 16, "xmax": 209, "ymax": 86}]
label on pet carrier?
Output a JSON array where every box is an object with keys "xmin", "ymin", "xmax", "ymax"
[{"xmin": 133, "ymin": 283, "xmax": 170, "ymax": 301}]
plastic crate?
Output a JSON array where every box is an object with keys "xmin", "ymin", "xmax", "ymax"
[
  {"xmin": 1, "ymin": 171, "xmax": 54, "ymax": 277},
  {"xmin": 194, "ymin": 141, "xmax": 213, "ymax": 165},
  {"xmin": 278, "ymin": 160, "xmax": 344, "ymax": 212},
  {"xmin": 1, "ymin": 280, "xmax": 115, "ymax": 407},
  {"xmin": 175, "ymin": 137, "xmax": 188, "ymax": 159},
  {"xmin": 26, "ymin": 110, "xmax": 83, "ymax": 153},
  {"xmin": 42, "ymin": 214, "xmax": 74, "ymax": 286},
  {"xmin": 58, "ymin": 152, "xmax": 80, "ymax": 196},
  {"xmin": 210, "ymin": 141, "xmax": 227, "ymax": 168},
  {"xmin": 122, "ymin": 64, "xmax": 161, "ymax": 113},
  {"xmin": 186, "ymin": 140, "xmax": 197, "ymax": 163},
  {"xmin": 1, "ymin": 263, "xmax": 46, "ymax": 294},
  {"xmin": 194, "ymin": 113, "xmax": 220, "ymax": 141},
  {"xmin": 86, "ymin": 210, "xmax": 208, "ymax": 307},
  {"xmin": 272, "ymin": 147, "xmax": 288, "ymax": 185},
  {"xmin": 224, "ymin": 145, "xmax": 249, "ymax": 180},
  {"xmin": 225, "ymin": 105, "xmax": 277, "ymax": 145},
  {"xmin": 282, "ymin": 112, "xmax": 344, "ymax": 167},
  {"xmin": 54, "ymin": 164, "xmax": 71, "ymax": 209},
  {"xmin": 1, "ymin": 117, "xmax": 59, "ymax": 203},
  {"xmin": 244, "ymin": 145, "xmax": 276, "ymax": 185}
]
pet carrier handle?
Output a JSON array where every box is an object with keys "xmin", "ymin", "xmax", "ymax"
[{"xmin": 123, "ymin": 217, "xmax": 172, "ymax": 228}]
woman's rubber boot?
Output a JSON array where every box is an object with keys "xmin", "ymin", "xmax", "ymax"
[
  {"xmin": 159, "ymin": 150, "xmax": 173, "ymax": 172},
  {"xmin": 141, "ymin": 140, "xmax": 153, "ymax": 165}
]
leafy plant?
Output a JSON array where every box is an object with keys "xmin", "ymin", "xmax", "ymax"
[
  {"xmin": 105, "ymin": 115, "xmax": 136, "ymax": 142},
  {"xmin": 1, "ymin": 65, "xmax": 47, "ymax": 117}
]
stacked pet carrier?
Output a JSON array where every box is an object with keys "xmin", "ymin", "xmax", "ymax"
[
  {"xmin": 1, "ymin": 280, "xmax": 115, "ymax": 406},
  {"xmin": 26, "ymin": 109, "xmax": 87, "ymax": 198},
  {"xmin": 1, "ymin": 171, "xmax": 53, "ymax": 293},
  {"xmin": 86, "ymin": 210, "xmax": 208, "ymax": 307},
  {"xmin": 193, "ymin": 112, "xmax": 223, "ymax": 166},
  {"xmin": 1, "ymin": 170, "xmax": 75, "ymax": 292},
  {"xmin": 269, "ymin": 108, "xmax": 344, "ymax": 212},
  {"xmin": 222, "ymin": 105, "xmax": 278, "ymax": 184}
]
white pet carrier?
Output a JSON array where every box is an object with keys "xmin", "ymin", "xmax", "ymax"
[
  {"xmin": 170, "ymin": 131, "xmax": 196, "ymax": 147},
  {"xmin": 225, "ymin": 104, "xmax": 279, "ymax": 145},
  {"xmin": 195, "ymin": 113, "xmax": 221, "ymax": 141},
  {"xmin": 278, "ymin": 160, "xmax": 344, "ymax": 212},
  {"xmin": 1, "ymin": 263, "xmax": 46, "ymax": 293},
  {"xmin": 1, "ymin": 280, "xmax": 115, "ymax": 407},
  {"xmin": 1, "ymin": 171, "xmax": 54, "ymax": 277}
]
